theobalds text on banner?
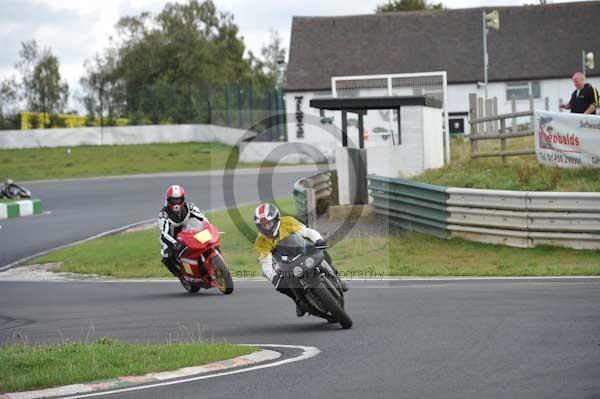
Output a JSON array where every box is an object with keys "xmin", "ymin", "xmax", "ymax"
[{"xmin": 535, "ymin": 110, "xmax": 600, "ymax": 168}]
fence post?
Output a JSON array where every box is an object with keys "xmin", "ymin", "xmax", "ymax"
[
  {"xmin": 529, "ymin": 95, "xmax": 534, "ymax": 131},
  {"xmin": 237, "ymin": 86, "xmax": 243, "ymax": 128},
  {"xmin": 225, "ymin": 86, "xmax": 231, "ymax": 126},
  {"xmin": 511, "ymin": 96, "xmax": 517, "ymax": 133},
  {"xmin": 485, "ymin": 98, "xmax": 493, "ymax": 134},
  {"xmin": 500, "ymin": 118, "xmax": 506, "ymax": 165},
  {"xmin": 492, "ymin": 96, "xmax": 499, "ymax": 132},
  {"xmin": 477, "ymin": 96, "xmax": 484, "ymax": 132},
  {"xmin": 469, "ymin": 93, "xmax": 478, "ymax": 155},
  {"xmin": 248, "ymin": 85, "xmax": 254, "ymax": 129}
]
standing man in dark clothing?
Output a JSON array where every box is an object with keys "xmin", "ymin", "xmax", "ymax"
[{"xmin": 559, "ymin": 72, "xmax": 599, "ymax": 114}]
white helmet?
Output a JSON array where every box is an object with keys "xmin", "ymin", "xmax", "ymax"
[{"xmin": 253, "ymin": 203, "xmax": 281, "ymax": 238}]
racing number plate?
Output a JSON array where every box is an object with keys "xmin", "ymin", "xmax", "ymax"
[{"xmin": 193, "ymin": 230, "xmax": 212, "ymax": 243}]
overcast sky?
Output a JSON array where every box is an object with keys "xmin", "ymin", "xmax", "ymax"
[{"xmin": 0, "ymin": 0, "xmax": 584, "ymax": 110}]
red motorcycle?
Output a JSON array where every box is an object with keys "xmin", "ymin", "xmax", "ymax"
[{"xmin": 175, "ymin": 218, "xmax": 234, "ymax": 294}]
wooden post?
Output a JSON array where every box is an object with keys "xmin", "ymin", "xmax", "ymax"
[
  {"xmin": 492, "ymin": 96, "xmax": 499, "ymax": 133},
  {"xmin": 469, "ymin": 93, "xmax": 478, "ymax": 155},
  {"xmin": 477, "ymin": 96, "xmax": 484, "ymax": 133},
  {"xmin": 500, "ymin": 118, "xmax": 506, "ymax": 165},
  {"xmin": 485, "ymin": 98, "xmax": 493, "ymax": 134},
  {"xmin": 529, "ymin": 95, "xmax": 535, "ymax": 131},
  {"xmin": 511, "ymin": 96, "xmax": 517, "ymax": 133}
]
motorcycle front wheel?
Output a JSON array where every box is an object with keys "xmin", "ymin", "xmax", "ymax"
[
  {"xmin": 211, "ymin": 255, "xmax": 234, "ymax": 295},
  {"xmin": 313, "ymin": 280, "xmax": 353, "ymax": 329}
]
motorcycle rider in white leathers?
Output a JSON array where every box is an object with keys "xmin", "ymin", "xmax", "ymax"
[{"xmin": 159, "ymin": 184, "xmax": 208, "ymax": 277}]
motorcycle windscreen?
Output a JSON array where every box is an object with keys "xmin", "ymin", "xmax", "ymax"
[
  {"xmin": 273, "ymin": 234, "xmax": 316, "ymax": 262},
  {"xmin": 181, "ymin": 218, "xmax": 205, "ymax": 231}
]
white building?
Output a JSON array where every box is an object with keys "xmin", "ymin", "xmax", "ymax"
[{"xmin": 284, "ymin": 1, "xmax": 600, "ymax": 143}]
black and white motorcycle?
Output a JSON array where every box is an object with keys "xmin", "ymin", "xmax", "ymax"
[
  {"xmin": 0, "ymin": 180, "xmax": 32, "ymax": 199},
  {"xmin": 273, "ymin": 233, "xmax": 352, "ymax": 329}
]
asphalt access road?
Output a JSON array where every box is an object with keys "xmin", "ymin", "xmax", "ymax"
[
  {"xmin": 0, "ymin": 278, "xmax": 598, "ymax": 399},
  {"xmin": 0, "ymin": 166, "xmax": 320, "ymax": 268}
]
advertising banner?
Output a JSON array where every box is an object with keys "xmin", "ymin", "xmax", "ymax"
[{"xmin": 535, "ymin": 110, "xmax": 600, "ymax": 168}]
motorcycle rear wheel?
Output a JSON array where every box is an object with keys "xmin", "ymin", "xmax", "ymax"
[
  {"xmin": 180, "ymin": 279, "xmax": 201, "ymax": 293},
  {"xmin": 211, "ymin": 255, "xmax": 234, "ymax": 295},
  {"xmin": 314, "ymin": 280, "xmax": 352, "ymax": 329}
]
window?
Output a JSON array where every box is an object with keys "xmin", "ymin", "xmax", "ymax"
[
  {"xmin": 506, "ymin": 81, "xmax": 541, "ymax": 100},
  {"xmin": 449, "ymin": 117, "xmax": 465, "ymax": 134}
]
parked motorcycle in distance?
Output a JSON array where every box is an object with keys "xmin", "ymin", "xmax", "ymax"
[
  {"xmin": 175, "ymin": 218, "xmax": 234, "ymax": 294},
  {"xmin": 0, "ymin": 180, "xmax": 32, "ymax": 199},
  {"xmin": 273, "ymin": 234, "xmax": 352, "ymax": 329}
]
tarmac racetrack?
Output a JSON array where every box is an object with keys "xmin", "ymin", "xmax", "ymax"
[{"xmin": 0, "ymin": 279, "xmax": 599, "ymax": 399}]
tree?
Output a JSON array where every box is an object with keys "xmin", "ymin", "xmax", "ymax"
[
  {"xmin": 0, "ymin": 77, "xmax": 20, "ymax": 129},
  {"xmin": 16, "ymin": 40, "xmax": 69, "ymax": 123},
  {"xmin": 108, "ymin": 0, "xmax": 268, "ymax": 124},
  {"xmin": 375, "ymin": 0, "xmax": 445, "ymax": 13},
  {"xmin": 80, "ymin": 48, "xmax": 125, "ymax": 126},
  {"xmin": 260, "ymin": 29, "xmax": 287, "ymax": 88}
]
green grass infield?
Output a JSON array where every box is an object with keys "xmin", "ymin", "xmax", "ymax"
[
  {"xmin": 0, "ymin": 338, "xmax": 257, "ymax": 393},
  {"xmin": 0, "ymin": 142, "xmax": 269, "ymax": 182}
]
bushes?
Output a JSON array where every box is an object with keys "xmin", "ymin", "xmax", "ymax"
[
  {"xmin": 19, "ymin": 112, "xmax": 128, "ymax": 129},
  {"xmin": 0, "ymin": 113, "xmax": 20, "ymax": 130}
]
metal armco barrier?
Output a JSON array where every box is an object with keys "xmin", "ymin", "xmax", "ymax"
[
  {"xmin": 368, "ymin": 176, "xmax": 449, "ymax": 238},
  {"xmin": 294, "ymin": 171, "xmax": 338, "ymax": 227},
  {"xmin": 368, "ymin": 175, "xmax": 600, "ymax": 249}
]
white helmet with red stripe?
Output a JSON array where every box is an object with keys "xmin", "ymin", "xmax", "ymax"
[
  {"xmin": 254, "ymin": 203, "xmax": 281, "ymax": 238},
  {"xmin": 165, "ymin": 185, "xmax": 187, "ymax": 220}
]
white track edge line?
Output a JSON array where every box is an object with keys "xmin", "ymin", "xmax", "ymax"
[
  {"xmin": 0, "ymin": 218, "xmax": 156, "ymax": 272},
  {"xmin": 55, "ymin": 344, "xmax": 320, "ymax": 399}
]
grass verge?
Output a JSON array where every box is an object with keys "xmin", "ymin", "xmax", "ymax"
[
  {"xmin": 415, "ymin": 136, "xmax": 600, "ymax": 192},
  {"xmin": 333, "ymin": 231, "xmax": 600, "ymax": 276},
  {"xmin": 0, "ymin": 142, "xmax": 268, "ymax": 182},
  {"xmin": 0, "ymin": 338, "xmax": 257, "ymax": 393},
  {"xmin": 37, "ymin": 198, "xmax": 295, "ymax": 278},
  {"xmin": 35, "ymin": 198, "xmax": 600, "ymax": 278}
]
